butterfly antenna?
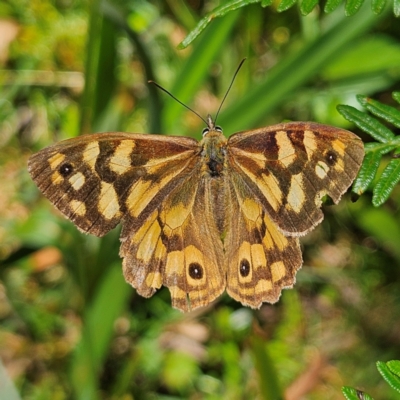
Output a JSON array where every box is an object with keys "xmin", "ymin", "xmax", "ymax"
[
  {"xmin": 214, "ymin": 58, "xmax": 246, "ymax": 124},
  {"xmin": 148, "ymin": 80, "xmax": 208, "ymax": 126}
]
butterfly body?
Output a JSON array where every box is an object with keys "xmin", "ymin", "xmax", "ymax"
[{"xmin": 28, "ymin": 121, "xmax": 364, "ymax": 312}]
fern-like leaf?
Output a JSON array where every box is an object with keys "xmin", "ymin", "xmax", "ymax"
[
  {"xmin": 338, "ymin": 92, "xmax": 400, "ymax": 206},
  {"xmin": 178, "ymin": 0, "xmax": 396, "ymax": 48},
  {"xmin": 377, "ymin": 361, "xmax": 400, "ymax": 394},
  {"xmin": 342, "ymin": 387, "xmax": 375, "ymax": 400}
]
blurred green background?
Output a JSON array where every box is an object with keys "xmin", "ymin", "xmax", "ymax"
[{"xmin": 1, "ymin": 0, "xmax": 400, "ymax": 399}]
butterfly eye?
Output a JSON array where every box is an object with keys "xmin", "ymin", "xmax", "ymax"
[
  {"xmin": 215, "ymin": 126, "xmax": 223, "ymax": 133},
  {"xmin": 202, "ymin": 128, "xmax": 209, "ymax": 136}
]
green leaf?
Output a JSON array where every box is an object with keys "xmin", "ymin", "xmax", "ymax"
[
  {"xmin": 165, "ymin": 11, "xmax": 240, "ymax": 133},
  {"xmin": 372, "ymin": 0, "xmax": 387, "ymax": 14},
  {"xmin": 277, "ymin": 0, "xmax": 298, "ymax": 12},
  {"xmin": 394, "ymin": 0, "xmax": 400, "ymax": 16},
  {"xmin": 324, "ymin": 0, "xmax": 344, "ymax": 13},
  {"xmin": 387, "ymin": 361, "xmax": 400, "ymax": 376},
  {"xmin": 337, "ymin": 105, "xmax": 395, "ymax": 142},
  {"xmin": 178, "ymin": 0, "xmax": 260, "ymax": 49},
  {"xmin": 219, "ymin": 3, "xmax": 384, "ymax": 134},
  {"xmin": 300, "ymin": 0, "xmax": 320, "ymax": 15},
  {"xmin": 342, "ymin": 386, "xmax": 375, "ymax": 400},
  {"xmin": 393, "ymin": 91, "xmax": 400, "ymax": 104},
  {"xmin": 352, "ymin": 151, "xmax": 381, "ymax": 195},
  {"xmin": 357, "ymin": 95, "xmax": 400, "ymax": 129},
  {"xmin": 70, "ymin": 263, "xmax": 131, "ymax": 400},
  {"xmin": 345, "ymin": 0, "xmax": 365, "ymax": 15},
  {"xmin": 377, "ymin": 361, "xmax": 400, "ymax": 393},
  {"xmin": 250, "ymin": 336, "xmax": 283, "ymax": 400},
  {"xmin": 373, "ymin": 158, "xmax": 400, "ymax": 206}
]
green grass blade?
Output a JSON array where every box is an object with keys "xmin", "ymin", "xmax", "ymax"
[
  {"xmin": 337, "ymin": 105, "xmax": 395, "ymax": 143},
  {"xmin": 178, "ymin": 0, "xmax": 260, "ymax": 49},
  {"xmin": 164, "ymin": 11, "xmax": 240, "ymax": 133},
  {"xmin": 218, "ymin": 3, "xmax": 386, "ymax": 134},
  {"xmin": 352, "ymin": 151, "xmax": 381, "ymax": 195},
  {"xmin": 70, "ymin": 263, "xmax": 131, "ymax": 399},
  {"xmin": 357, "ymin": 95, "xmax": 400, "ymax": 129},
  {"xmin": 345, "ymin": 0, "xmax": 365, "ymax": 15},
  {"xmin": 250, "ymin": 336, "xmax": 283, "ymax": 400},
  {"xmin": 342, "ymin": 387, "xmax": 375, "ymax": 400},
  {"xmin": 377, "ymin": 361, "xmax": 400, "ymax": 393},
  {"xmin": 371, "ymin": 0, "xmax": 387, "ymax": 13},
  {"xmin": 80, "ymin": 0, "xmax": 104, "ymax": 135},
  {"xmin": 372, "ymin": 157, "xmax": 400, "ymax": 206}
]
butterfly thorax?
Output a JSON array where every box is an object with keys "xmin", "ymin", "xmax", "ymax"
[{"xmin": 200, "ymin": 115, "xmax": 228, "ymax": 178}]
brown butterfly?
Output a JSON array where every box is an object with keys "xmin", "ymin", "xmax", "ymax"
[{"xmin": 28, "ymin": 116, "xmax": 364, "ymax": 312}]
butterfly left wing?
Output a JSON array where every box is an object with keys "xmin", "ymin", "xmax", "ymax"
[
  {"xmin": 227, "ymin": 122, "xmax": 364, "ymax": 236},
  {"xmin": 28, "ymin": 132, "xmax": 200, "ymax": 237}
]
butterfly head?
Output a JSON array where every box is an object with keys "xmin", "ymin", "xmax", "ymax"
[{"xmin": 202, "ymin": 114, "xmax": 223, "ymax": 138}]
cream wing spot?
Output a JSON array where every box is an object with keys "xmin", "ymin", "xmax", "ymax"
[
  {"xmin": 98, "ymin": 182, "xmax": 120, "ymax": 220},
  {"xmin": 260, "ymin": 171, "xmax": 283, "ymax": 212},
  {"xmin": 276, "ymin": 130, "xmax": 296, "ymax": 167},
  {"xmin": 241, "ymin": 198, "xmax": 262, "ymax": 222},
  {"xmin": 303, "ymin": 130, "xmax": 317, "ymax": 159},
  {"xmin": 109, "ymin": 141, "xmax": 135, "ymax": 174},
  {"xmin": 82, "ymin": 141, "xmax": 100, "ymax": 169},
  {"xmin": 270, "ymin": 261, "xmax": 286, "ymax": 282},
  {"xmin": 49, "ymin": 153, "xmax": 65, "ymax": 170},
  {"xmin": 315, "ymin": 161, "xmax": 329, "ymax": 179},
  {"xmin": 250, "ymin": 244, "xmax": 267, "ymax": 270},
  {"xmin": 286, "ymin": 173, "xmax": 305, "ymax": 213},
  {"xmin": 137, "ymin": 218, "xmax": 162, "ymax": 262},
  {"xmin": 68, "ymin": 172, "xmax": 86, "ymax": 190},
  {"xmin": 70, "ymin": 200, "xmax": 86, "ymax": 216}
]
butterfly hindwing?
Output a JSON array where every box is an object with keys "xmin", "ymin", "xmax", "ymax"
[
  {"xmin": 224, "ymin": 168, "xmax": 302, "ymax": 308},
  {"xmin": 121, "ymin": 169, "xmax": 225, "ymax": 311}
]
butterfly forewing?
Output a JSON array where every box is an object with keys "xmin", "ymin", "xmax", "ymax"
[
  {"xmin": 28, "ymin": 133, "xmax": 199, "ymax": 237},
  {"xmin": 227, "ymin": 122, "xmax": 364, "ymax": 236}
]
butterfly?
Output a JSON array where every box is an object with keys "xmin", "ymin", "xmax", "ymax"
[{"xmin": 28, "ymin": 116, "xmax": 364, "ymax": 312}]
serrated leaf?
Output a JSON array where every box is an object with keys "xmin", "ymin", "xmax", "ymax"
[
  {"xmin": 277, "ymin": 0, "xmax": 297, "ymax": 12},
  {"xmin": 372, "ymin": 158, "xmax": 400, "ymax": 206},
  {"xmin": 371, "ymin": 0, "xmax": 387, "ymax": 13},
  {"xmin": 324, "ymin": 0, "xmax": 344, "ymax": 12},
  {"xmin": 377, "ymin": 361, "xmax": 400, "ymax": 393},
  {"xmin": 337, "ymin": 105, "xmax": 395, "ymax": 142},
  {"xmin": 300, "ymin": 0, "xmax": 320, "ymax": 14},
  {"xmin": 357, "ymin": 95, "xmax": 400, "ymax": 129},
  {"xmin": 345, "ymin": 0, "xmax": 365, "ymax": 15},
  {"xmin": 178, "ymin": 0, "xmax": 260, "ymax": 49},
  {"xmin": 261, "ymin": 0, "xmax": 273, "ymax": 5},
  {"xmin": 352, "ymin": 151, "xmax": 382, "ymax": 195},
  {"xmin": 393, "ymin": 92, "xmax": 400, "ymax": 104},
  {"xmin": 342, "ymin": 386, "xmax": 375, "ymax": 400},
  {"xmin": 387, "ymin": 361, "xmax": 400, "ymax": 377}
]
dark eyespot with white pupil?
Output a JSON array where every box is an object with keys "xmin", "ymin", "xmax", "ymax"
[
  {"xmin": 189, "ymin": 263, "xmax": 203, "ymax": 279},
  {"xmin": 59, "ymin": 163, "xmax": 74, "ymax": 177},
  {"xmin": 239, "ymin": 259, "xmax": 250, "ymax": 277}
]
